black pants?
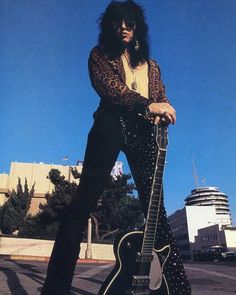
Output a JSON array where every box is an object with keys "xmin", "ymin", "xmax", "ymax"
[{"xmin": 41, "ymin": 112, "xmax": 191, "ymax": 294}]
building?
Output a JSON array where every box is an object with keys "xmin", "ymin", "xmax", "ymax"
[
  {"xmin": 0, "ymin": 160, "xmax": 124, "ymax": 215},
  {"xmin": 0, "ymin": 161, "xmax": 82, "ymax": 215},
  {"xmin": 111, "ymin": 161, "xmax": 123, "ymax": 177},
  {"xmin": 168, "ymin": 186, "xmax": 235, "ymax": 259},
  {"xmin": 168, "ymin": 206, "xmax": 218, "ymax": 260},
  {"xmin": 185, "ymin": 187, "xmax": 232, "ymax": 228},
  {"xmin": 194, "ymin": 224, "xmax": 236, "ymax": 254}
]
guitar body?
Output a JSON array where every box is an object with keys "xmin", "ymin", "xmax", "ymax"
[{"xmin": 98, "ymin": 231, "xmax": 170, "ymax": 295}]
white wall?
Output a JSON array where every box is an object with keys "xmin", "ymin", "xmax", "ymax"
[
  {"xmin": 0, "ymin": 237, "xmax": 115, "ymax": 261},
  {"xmin": 224, "ymin": 229, "xmax": 236, "ymax": 249},
  {"xmin": 186, "ymin": 206, "xmax": 217, "ymax": 242}
]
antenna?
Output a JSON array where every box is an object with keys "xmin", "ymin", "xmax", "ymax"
[
  {"xmin": 192, "ymin": 157, "xmax": 199, "ymax": 188},
  {"xmin": 202, "ymin": 177, "xmax": 207, "ymax": 186}
]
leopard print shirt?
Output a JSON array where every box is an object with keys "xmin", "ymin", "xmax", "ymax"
[{"xmin": 88, "ymin": 46, "xmax": 170, "ymax": 115}]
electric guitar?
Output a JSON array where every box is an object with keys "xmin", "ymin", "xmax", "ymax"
[{"xmin": 98, "ymin": 124, "xmax": 170, "ymax": 295}]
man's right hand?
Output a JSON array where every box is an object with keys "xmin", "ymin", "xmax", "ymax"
[{"xmin": 148, "ymin": 102, "xmax": 176, "ymax": 125}]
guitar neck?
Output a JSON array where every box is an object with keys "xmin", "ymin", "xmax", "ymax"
[{"xmin": 142, "ymin": 126, "xmax": 168, "ymax": 255}]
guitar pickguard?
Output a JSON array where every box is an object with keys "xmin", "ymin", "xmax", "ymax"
[{"xmin": 150, "ymin": 245, "xmax": 171, "ymax": 292}]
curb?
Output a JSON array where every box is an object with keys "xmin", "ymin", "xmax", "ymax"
[{"xmin": 0, "ymin": 254, "xmax": 114, "ymax": 264}]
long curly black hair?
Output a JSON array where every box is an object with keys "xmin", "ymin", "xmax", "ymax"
[{"xmin": 98, "ymin": 0, "xmax": 149, "ymax": 68}]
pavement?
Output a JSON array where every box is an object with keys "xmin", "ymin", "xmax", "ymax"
[{"xmin": 0, "ymin": 257, "xmax": 236, "ymax": 294}]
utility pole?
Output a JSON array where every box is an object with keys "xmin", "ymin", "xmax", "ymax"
[{"xmin": 85, "ymin": 218, "xmax": 92, "ymax": 259}]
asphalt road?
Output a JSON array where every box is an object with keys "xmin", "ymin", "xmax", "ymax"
[{"xmin": 0, "ymin": 258, "xmax": 236, "ymax": 294}]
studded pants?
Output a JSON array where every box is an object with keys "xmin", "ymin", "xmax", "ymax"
[{"xmin": 41, "ymin": 112, "xmax": 191, "ymax": 295}]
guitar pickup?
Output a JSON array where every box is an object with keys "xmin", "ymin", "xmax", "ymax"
[
  {"xmin": 132, "ymin": 275, "xmax": 150, "ymax": 287},
  {"xmin": 136, "ymin": 252, "xmax": 153, "ymax": 262}
]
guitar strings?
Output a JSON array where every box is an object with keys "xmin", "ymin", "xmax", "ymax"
[
  {"xmin": 137, "ymin": 127, "xmax": 160, "ymax": 294},
  {"xmin": 136, "ymin": 125, "xmax": 167, "ymax": 294},
  {"xmin": 137, "ymin": 185, "xmax": 164, "ymax": 294}
]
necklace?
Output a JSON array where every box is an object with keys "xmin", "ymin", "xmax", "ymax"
[
  {"xmin": 123, "ymin": 52, "xmax": 137, "ymax": 91},
  {"xmin": 131, "ymin": 70, "xmax": 137, "ymax": 91}
]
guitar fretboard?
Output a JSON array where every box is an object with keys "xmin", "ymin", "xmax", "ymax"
[{"xmin": 141, "ymin": 126, "xmax": 168, "ymax": 255}]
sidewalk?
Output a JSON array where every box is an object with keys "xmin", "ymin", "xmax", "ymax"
[
  {"xmin": 0, "ymin": 257, "xmax": 113, "ymax": 295},
  {"xmin": 1, "ymin": 257, "xmax": 236, "ymax": 294}
]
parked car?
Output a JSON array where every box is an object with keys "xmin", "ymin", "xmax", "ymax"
[
  {"xmin": 208, "ymin": 246, "xmax": 225, "ymax": 261},
  {"xmin": 221, "ymin": 251, "xmax": 236, "ymax": 261},
  {"xmin": 193, "ymin": 246, "xmax": 236, "ymax": 262}
]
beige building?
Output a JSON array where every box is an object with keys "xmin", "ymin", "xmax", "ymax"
[
  {"xmin": 194, "ymin": 224, "xmax": 236, "ymax": 253},
  {"xmin": 0, "ymin": 162, "xmax": 83, "ymax": 215}
]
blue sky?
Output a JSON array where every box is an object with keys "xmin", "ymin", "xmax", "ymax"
[{"xmin": 1, "ymin": 0, "xmax": 236, "ymax": 223}]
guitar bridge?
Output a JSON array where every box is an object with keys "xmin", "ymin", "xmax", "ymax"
[
  {"xmin": 131, "ymin": 289, "xmax": 150, "ymax": 295},
  {"xmin": 125, "ymin": 289, "xmax": 150, "ymax": 295}
]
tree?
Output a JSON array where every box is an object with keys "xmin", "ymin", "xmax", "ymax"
[
  {"xmin": 17, "ymin": 169, "xmax": 144, "ymax": 242},
  {"xmin": 91, "ymin": 174, "xmax": 144, "ymax": 240},
  {"xmin": 19, "ymin": 168, "xmax": 80, "ymax": 239},
  {"xmin": 18, "ymin": 214, "xmax": 60, "ymax": 240},
  {"xmin": 39, "ymin": 171, "xmax": 145, "ymax": 241},
  {"xmin": 1, "ymin": 178, "xmax": 35, "ymax": 234},
  {"xmin": 39, "ymin": 169, "xmax": 78, "ymax": 225}
]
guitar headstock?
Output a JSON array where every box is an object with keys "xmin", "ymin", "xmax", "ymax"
[{"xmin": 156, "ymin": 124, "xmax": 168, "ymax": 150}]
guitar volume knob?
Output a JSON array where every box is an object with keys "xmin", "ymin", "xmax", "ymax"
[{"xmin": 127, "ymin": 242, "xmax": 132, "ymax": 248}]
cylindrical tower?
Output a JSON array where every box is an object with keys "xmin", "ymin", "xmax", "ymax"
[{"xmin": 185, "ymin": 187, "xmax": 232, "ymax": 228}]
